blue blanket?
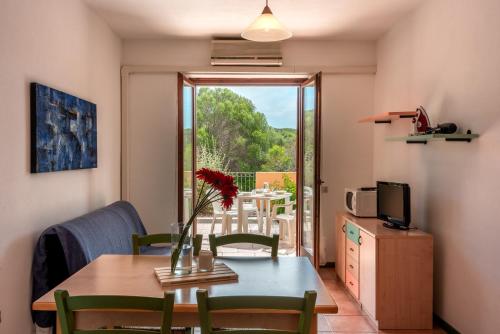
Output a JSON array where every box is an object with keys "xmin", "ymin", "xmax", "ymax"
[{"xmin": 31, "ymin": 201, "xmax": 169, "ymax": 328}]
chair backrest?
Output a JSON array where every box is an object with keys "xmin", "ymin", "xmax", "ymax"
[
  {"xmin": 209, "ymin": 233, "xmax": 279, "ymax": 257},
  {"xmin": 196, "ymin": 289, "xmax": 317, "ymax": 334},
  {"xmin": 54, "ymin": 290, "xmax": 175, "ymax": 334},
  {"xmin": 132, "ymin": 233, "xmax": 203, "ymax": 256},
  {"xmin": 211, "ymin": 201, "xmax": 225, "ymax": 214}
]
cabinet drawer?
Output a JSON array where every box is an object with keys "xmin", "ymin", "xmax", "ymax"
[
  {"xmin": 346, "ymin": 238, "xmax": 359, "ymax": 261},
  {"xmin": 346, "ymin": 270, "xmax": 359, "ymax": 300},
  {"xmin": 346, "ymin": 253, "xmax": 359, "ymax": 280},
  {"xmin": 346, "ymin": 222, "xmax": 360, "ymax": 245}
]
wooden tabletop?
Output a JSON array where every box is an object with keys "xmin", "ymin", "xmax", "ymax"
[{"xmin": 33, "ymin": 255, "xmax": 338, "ymax": 314}]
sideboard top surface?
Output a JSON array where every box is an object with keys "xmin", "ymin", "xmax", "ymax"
[{"xmin": 339, "ymin": 212, "xmax": 432, "ymax": 240}]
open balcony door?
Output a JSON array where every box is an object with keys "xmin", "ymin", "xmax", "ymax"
[
  {"xmin": 297, "ymin": 73, "xmax": 322, "ymax": 268},
  {"xmin": 178, "ymin": 73, "xmax": 196, "ymax": 231}
]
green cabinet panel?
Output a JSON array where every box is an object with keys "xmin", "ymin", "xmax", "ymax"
[{"xmin": 346, "ymin": 222, "xmax": 360, "ymax": 245}]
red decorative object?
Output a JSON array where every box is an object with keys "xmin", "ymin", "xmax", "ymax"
[{"xmin": 171, "ymin": 169, "xmax": 238, "ymax": 272}]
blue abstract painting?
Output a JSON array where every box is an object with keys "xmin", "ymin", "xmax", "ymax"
[{"xmin": 31, "ymin": 83, "xmax": 97, "ymax": 173}]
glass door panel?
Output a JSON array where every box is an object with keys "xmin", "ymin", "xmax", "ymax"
[
  {"xmin": 302, "ymin": 84, "xmax": 316, "ymax": 256},
  {"xmin": 182, "ymin": 84, "xmax": 194, "ymax": 223},
  {"xmin": 178, "ymin": 74, "xmax": 195, "ymax": 226}
]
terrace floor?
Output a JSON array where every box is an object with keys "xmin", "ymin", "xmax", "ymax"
[{"xmin": 196, "ymin": 217, "xmax": 296, "ymax": 256}]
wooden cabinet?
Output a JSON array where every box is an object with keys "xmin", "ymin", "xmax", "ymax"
[
  {"xmin": 336, "ymin": 213, "xmax": 433, "ymax": 330},
  {"xmin": 359, "ymin": 230, "xmax": 376, "ymax": 319},
  {"xmin": 335, "ymin": 215, "xmax": 346, "ymax": 283}
]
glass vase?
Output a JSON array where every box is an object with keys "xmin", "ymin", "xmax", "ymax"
[{"xmin": 170, "ymin": 222, "xmax": 193, "ymax": 275}]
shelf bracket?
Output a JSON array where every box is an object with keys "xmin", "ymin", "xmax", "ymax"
[
  {"xmin": 406, "ymin": 140, "xmax": 427, "ymax": 144},
  {"xmin": 374, "ymin": 120, "xmax": 392, "ymax": 124},
  {"xmin": 445, "ymin": 138, "xmax": 472, "ymax": 143}
]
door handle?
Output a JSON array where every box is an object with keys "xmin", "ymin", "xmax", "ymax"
[{"xmin": 342, "ymin": 224, "xmax": 346, "ymax": 233}]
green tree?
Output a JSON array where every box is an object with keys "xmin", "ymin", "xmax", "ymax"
[
  {"xmin": 262, "ymin": 145, "xmax": 294, "ymax": 172},
  {"xmin": 196, "ymin": 87, "xmax": 297, "ymax": 172}
]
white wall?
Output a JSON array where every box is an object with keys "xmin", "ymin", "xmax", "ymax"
[
  {"xmin": 0, "ymin": 0, "xmax": 122, "ymax": 332},
  {"xmin": 126, "ymin": 73, "xmax": 179, "ymax": 233},
  {"xmin": 122, "ymin": 39, "xmax": 376, "ymax": 263},
  {"xmin": 373, "ymin": 0, "xmax": 500, "ymax": 332}
]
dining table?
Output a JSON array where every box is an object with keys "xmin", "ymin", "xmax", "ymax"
[
  {"xmin": 32, "ymin": 255, "xmax": 337, "ymax": 334},
  {"xmin": 236, "ymin": 191, "xmax": 292, "ymax": 235}
]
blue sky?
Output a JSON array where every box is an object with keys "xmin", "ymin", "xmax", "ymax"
[{"xmin": 210, "ymin": 86, "xmax": 298, "ymax": 129}]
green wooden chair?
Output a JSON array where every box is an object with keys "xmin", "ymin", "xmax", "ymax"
[
  {"xmin": 132, "ymin": 233, "xmax": 203, "ymax": 256},
  {"xmin": 54, "ymin": 290, "xmax": 175, "ymax": 334},
  {"xmin": 208, "ymin": 233, "xmax": 279, "ymax": 258},
  {"xmin": 196, "ymin": 289, "xmax": 317, "ymax": 334}
]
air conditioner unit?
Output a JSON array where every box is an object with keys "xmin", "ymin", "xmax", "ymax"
[{"xmin": 211, "ymin": 39, "xmax": 283, "ymax": 66}]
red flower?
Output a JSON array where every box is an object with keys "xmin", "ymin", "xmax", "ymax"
[
  {"xmin": 221, "ymin": 196, "xmax": 234, "ymax": 210},
  {"xmin": 196, "ymin": 168, "xmax": 238, "ymax": 210}
]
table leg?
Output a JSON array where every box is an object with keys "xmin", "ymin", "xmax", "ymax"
[
  {"xmin": 56, "ymin": 315, "xmax": 62, "ymax": 334},
  {"xmin": 237, "ymin": 199, "xmax": 243, "ymax": 233},
  {"xmin": 310, "ymin": 314, "xmax": 318, "ymax": 334},
  {"xmin": 258, "ymin": 199, "xmax": 264, "ymax": 233},
  {"xmin": 265, "ymin": 199, "xmax": 271, "ymax": 236},
  {"xmin": 243, "ymin": 212, "xmax": 249, "ymax": 233}
]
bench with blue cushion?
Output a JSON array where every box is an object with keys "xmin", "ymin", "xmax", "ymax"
[{"xmin": 31, "ymin": 201, "xmax": 170, "ymax": 328}]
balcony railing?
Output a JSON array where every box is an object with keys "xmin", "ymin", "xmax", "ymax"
[
  {"xmin": 184, "ymin": 171, "xmax": 296, "ymax": 192},
  {"xmin": 228, "ymin": 172, "xmax": 256, "ymax": 192}
]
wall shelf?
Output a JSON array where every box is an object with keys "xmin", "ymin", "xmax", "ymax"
[
  {"xmin": 385, "ymin": 133, "xmax": 479, "ymax": 144},
  {"xmin": 358, "ymin": 111, "xmax": 417, "ymax": 124}
]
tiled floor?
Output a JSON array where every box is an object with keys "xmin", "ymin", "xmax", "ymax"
[{"xmin": 317, "ymin": 268, "xmax": 446, "ymax": 334}]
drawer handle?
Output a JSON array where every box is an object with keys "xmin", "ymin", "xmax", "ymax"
[
  {"xmin": 349, "ymin": 248, "xmax": 354, "ymax": 252},
  {"xmin": 349, "ymin": 281, "xmax": 354, "ymax": 286},
  {"xmin": 349, "ymin": 264, "xmax": 354, "ymax": 269},
  {"xmin": 342, "ymin": 224, "xmax": 346, "ymax": 233},
  {"xmin": 349, "ymin": 231, "xmax": 354, "ymax": 235}
]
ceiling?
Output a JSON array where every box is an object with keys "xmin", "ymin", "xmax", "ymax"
[{"xmin": 85, "ymin": 0, "xmax": 426, "ymax": 40}]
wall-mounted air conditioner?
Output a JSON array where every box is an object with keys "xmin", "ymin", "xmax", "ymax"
[{"xmin": 211, "ymin": 39, "xmax": 283, "ymax": 66}]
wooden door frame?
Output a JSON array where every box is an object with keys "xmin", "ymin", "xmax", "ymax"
[
  {"xmin": 296, "ymin": 73, "xmax": 322, "ymax": 268},
  {"xmin": 177, "ymin": 74, "xmax": 321, "ymax": 256}
]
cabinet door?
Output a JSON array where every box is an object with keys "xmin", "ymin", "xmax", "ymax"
[
  {"xmin": 359, "ymin": 230, "xmax": 376, "ymax": 319},
  {"xmin": 335, "ymin": 216, "xmax": 346, "ymax": 283}
]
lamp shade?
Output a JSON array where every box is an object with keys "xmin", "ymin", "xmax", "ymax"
[{"xmin": 241, "ymin": 5, "xmax": 292, "ymax": 42}]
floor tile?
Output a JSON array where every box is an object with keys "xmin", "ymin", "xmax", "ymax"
[
  {"xmin": 318, "ymin": 267, "xmax": 336, "ymax": 280},
  {"xmin": 318, "ymin": 314, "xmax": 333, "ymax": 332},
  {"xmin": 325, "ymin": 315, "xmax": 377, "ymax": 332}
]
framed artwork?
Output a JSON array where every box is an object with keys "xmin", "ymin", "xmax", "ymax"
[{"xmin": 31, "ymin": 83, "xmax": 97, "ymax": 173}]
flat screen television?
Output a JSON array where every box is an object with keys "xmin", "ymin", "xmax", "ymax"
[{"xmin": 377, "ymin": 181, "xmax": 411, "ymax": 230}]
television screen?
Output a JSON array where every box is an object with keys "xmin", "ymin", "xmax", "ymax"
[{"xmin": 377, "ymin": 181, "xmax": 411, "ymax": 228}]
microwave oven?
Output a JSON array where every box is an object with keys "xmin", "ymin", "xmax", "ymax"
[{"xmin": 344, "ymin": 188, "xmax": 377, "ymax": 217}]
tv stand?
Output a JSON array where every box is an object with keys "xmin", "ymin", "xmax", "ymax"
[
  {"xmin": 336, "ymin": 212, "xmax": 433, "ymax": 330},
  {"xmin": 382, "ymin": 222, "xmax": 410, "ymax": 230}
]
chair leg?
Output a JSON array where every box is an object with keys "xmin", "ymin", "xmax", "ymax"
[
  {"xmin": 210, "ymin": 215, "xmax": 216, "ymax": 234},
  {"xmin": 255, "ymin": 208, "xmax": 262, "ymax": 233},
  {"xmin": 288, "ymin": 219, "xmax": 295, "ymax": 246},
  {"xmin": 278, "ymin": 220, "xmax": 285, "ymax": 240}
]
